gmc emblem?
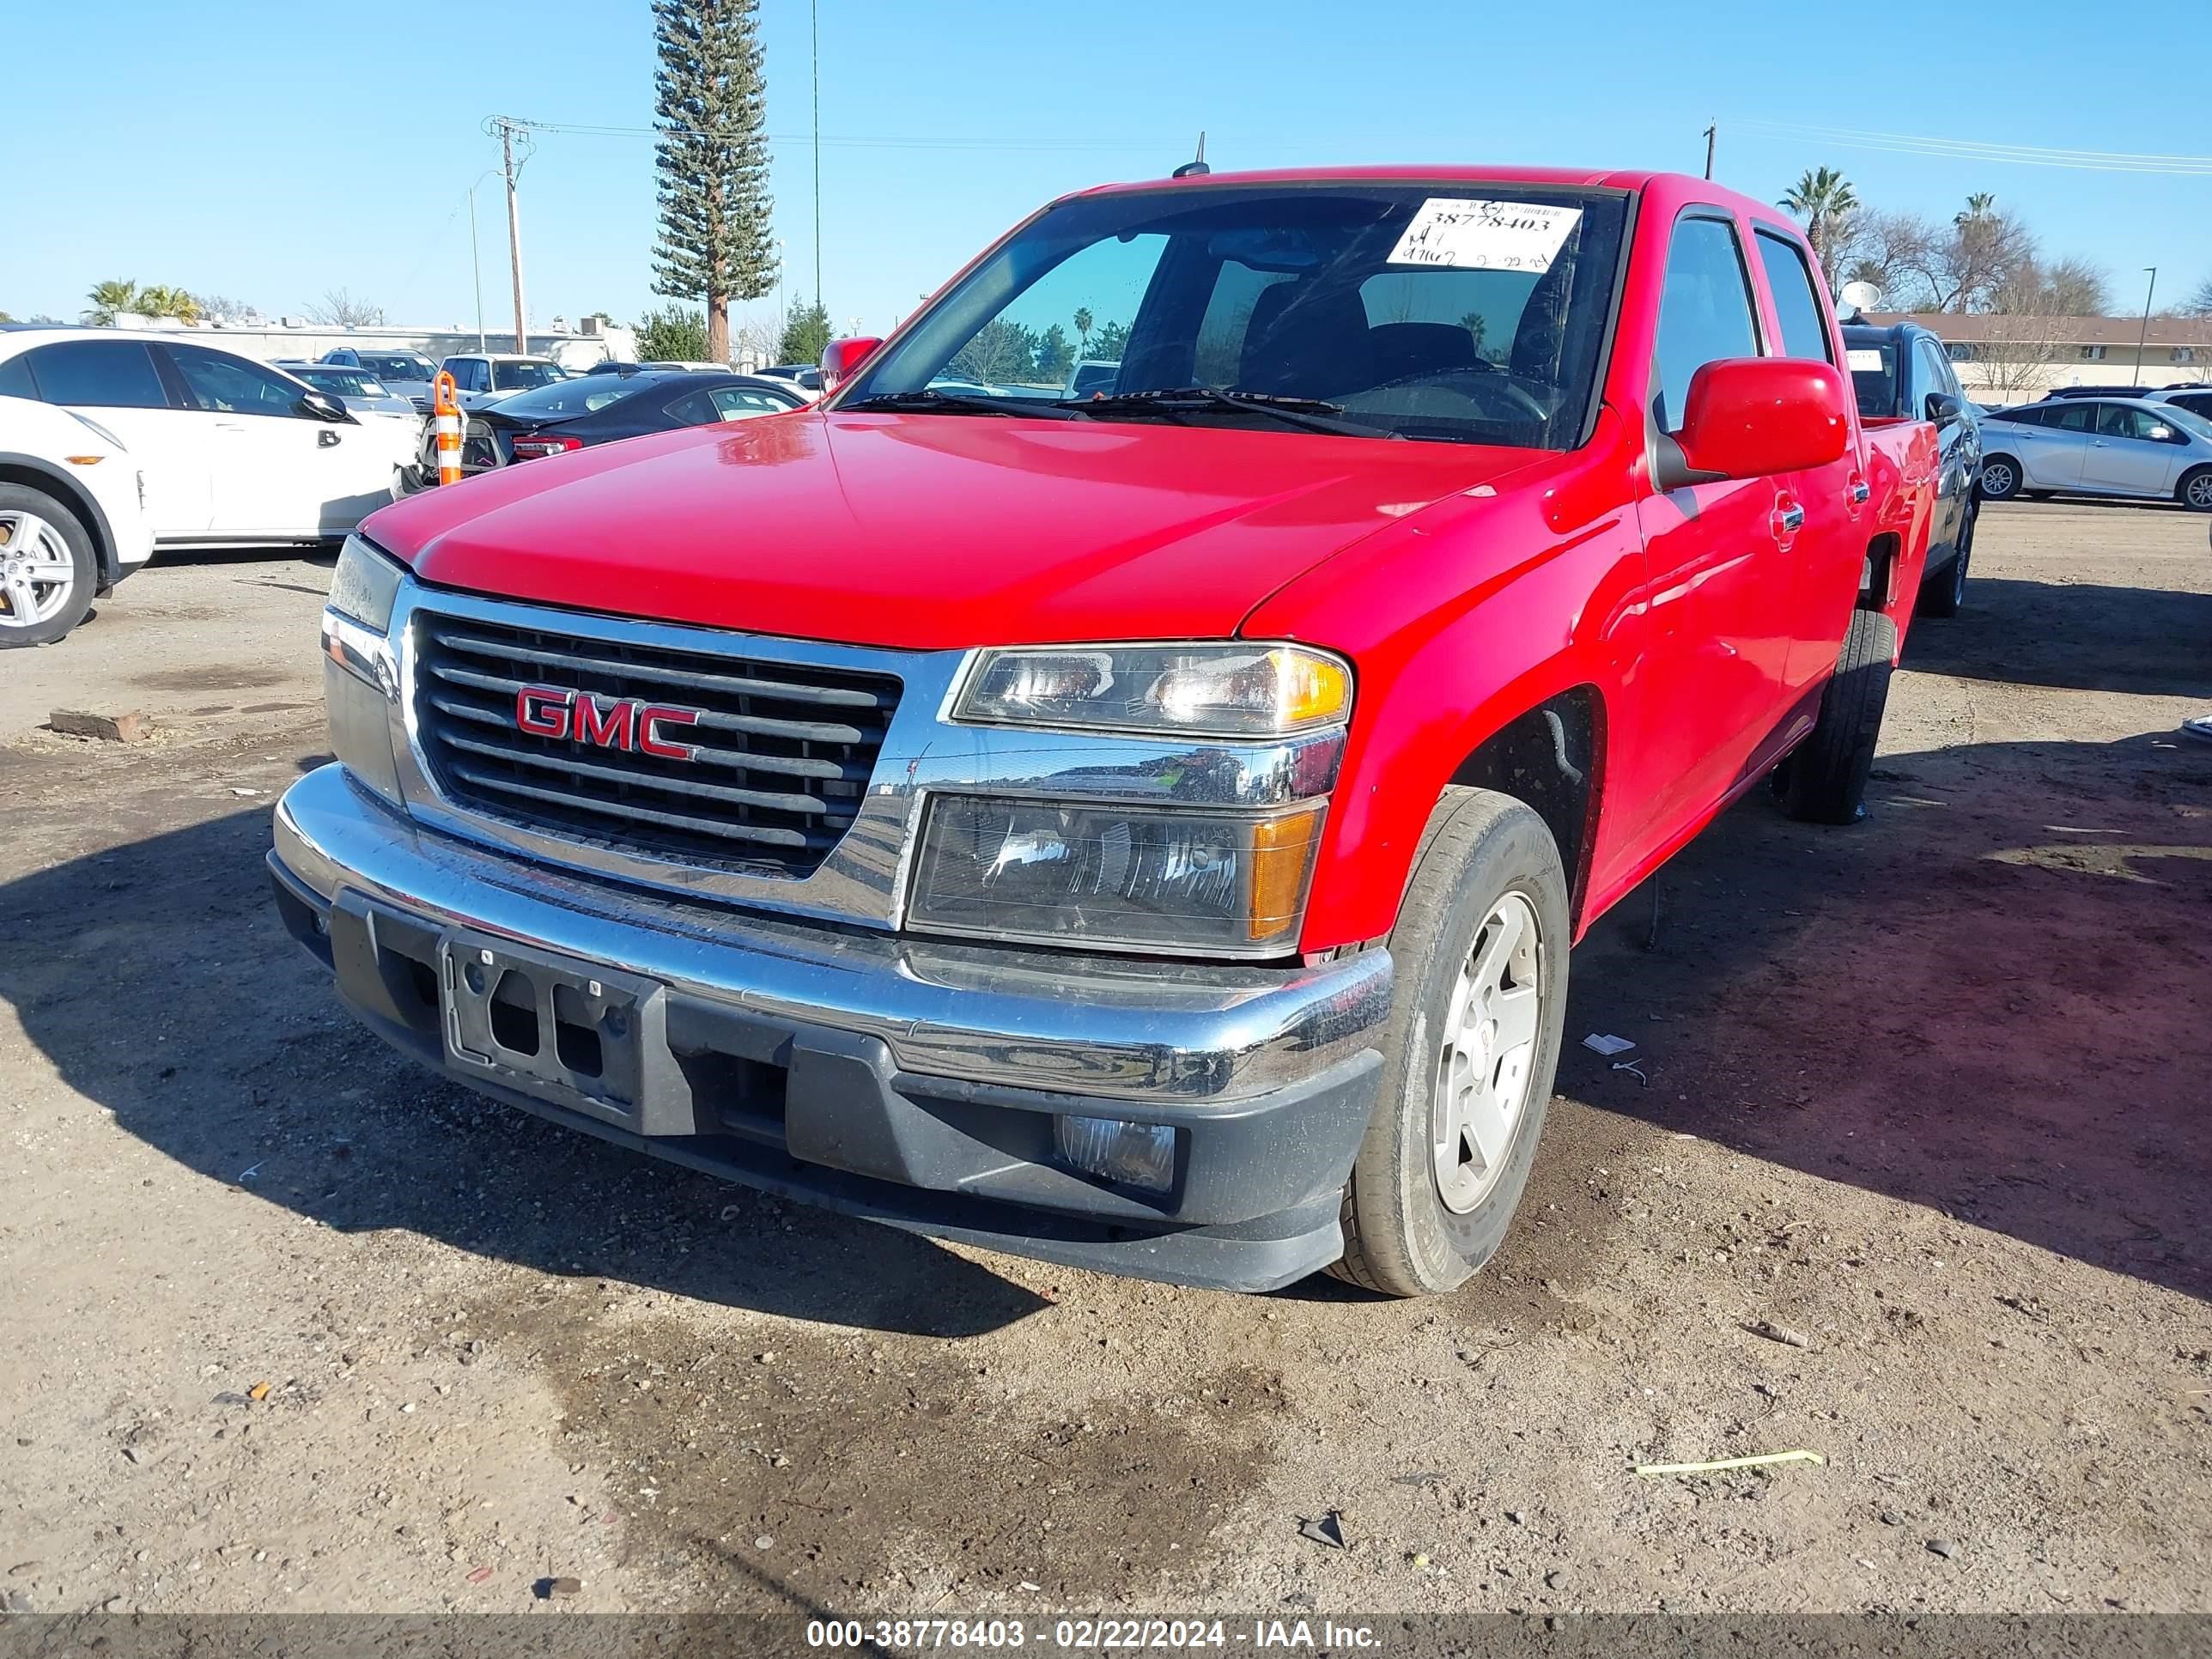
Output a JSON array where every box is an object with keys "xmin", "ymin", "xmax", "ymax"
[{"xmin": 514, "ymin": 685, "xmax": 702, "ymax": 761}]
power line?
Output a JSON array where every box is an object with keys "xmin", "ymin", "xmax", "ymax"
[
  {"xmin": 1734, "ymin": 118, "xmax": 2212, "ymax": 176},
  {"xmin": 501, "ymin": 116, "xmax": 1158, "ymax": 153}
]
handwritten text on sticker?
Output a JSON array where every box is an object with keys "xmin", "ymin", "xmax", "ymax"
[{"xmin": 1388, "ymin": 198, "xmax": 1584, "ymax": 273}]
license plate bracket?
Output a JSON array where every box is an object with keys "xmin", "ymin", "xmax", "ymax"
[{"xmin": 439, "ymin": 932, "xmax": 663, "ymax": 1129}]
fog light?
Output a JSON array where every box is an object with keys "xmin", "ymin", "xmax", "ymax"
[{"xmin": 1054, "ymin": 1115, "xmax": 1176, "ymax": 1194}]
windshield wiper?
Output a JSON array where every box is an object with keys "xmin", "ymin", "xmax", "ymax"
[
  {"xmin": 1057, "ymin": 386, "xmax": 1401, "ymax": 439},
  {"xmin": 841, "ymin": 389, "xmax": 1085, "ymax": 419}
]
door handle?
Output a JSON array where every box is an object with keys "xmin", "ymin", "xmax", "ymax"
[
  {"xmin": 1778, "ymin": 503, "xmax": 1807, "ymax": 533},
  {"xmin": 318, "ymin": 429, "xmax": 341, "ymax": 447},
  {"xmin": 1849, "ymin": 479, "xmax": 1869, "ymax": 504}
]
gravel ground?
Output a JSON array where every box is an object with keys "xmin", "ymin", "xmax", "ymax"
[{"xmin": 0, "ymin": 501, "xmax": 2206, "ymax": 1626}]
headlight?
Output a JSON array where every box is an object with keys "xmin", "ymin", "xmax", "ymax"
[
  {"xmin": 327, "ymin": 533, "xmax": 404, "ymax": 633},
  {"xmin": 907, "ymin": 796, "xmax": 1324, "ymax": 956},
  {"xmin": 954, "ymin": 643, "xmax": 1350, "ymax": 738}
]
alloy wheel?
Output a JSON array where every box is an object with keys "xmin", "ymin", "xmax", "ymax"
[
  {"xmin": 0, "ymin": 512, "xmax": 76, "ymax": 629},
  {"xmin": 2188, "ymin": 473, "xmax": 2212, "ymax": 509}
]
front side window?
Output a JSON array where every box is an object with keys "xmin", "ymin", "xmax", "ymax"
[
  {"xmin": 167, "ymin": 346, "xmax": 308, "ymax": 416},
  {"xmin": 1653, "ymin": 215, "xmax": 1761, "ymax": 432},
  {"xmin": 1914, "ymin": 340, "xmax": 1952, "ymax": 409},
  {"xmin": 1753, "ymin": 229, "xmax": 1832, "ymax": 363},
  {"xmin": 842, "ymin": 183, "xmax": 1631, "ymax": 449},
  {"xmin": 21, "ymin": 341, "xmax": 168, "ymax": 409}
]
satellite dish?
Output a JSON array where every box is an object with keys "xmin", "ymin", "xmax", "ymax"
[{"xmin": 1838, "ymin": 280, "xmax": 1882, "ymax": 318}]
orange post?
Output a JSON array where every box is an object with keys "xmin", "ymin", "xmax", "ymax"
[{"xmin": 432, "ymin": 371, "xmax": 464, "ymax": 486}]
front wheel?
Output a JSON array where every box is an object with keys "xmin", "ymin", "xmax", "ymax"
[
  {"xmin": 1977, "ymin": 456, "xmax": 2021, "ymax": 502},
  {"xmin": 0, "ymin": 485, "xmax": 98, "ymax": 649},
  {"xmin": 1328, "ymin": 787, "xmax": 1570, "ymax": 1297},
  {"xmin": 2179, "ymin": 467, "xmax": 2212, "ymax": 513}
]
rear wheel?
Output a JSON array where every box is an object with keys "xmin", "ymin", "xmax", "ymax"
[
  {"xmin": 1776, "ymin": 608, "xmax": 1897, "ymax": 825},
  {"xmin": 2179, "ymin": 466, "xmax": 2212, "ymax": 513},
  {"xmin": 1917, "ymin": 503, "xmax": 1974, "ymax": 618},
  {"xmin": 0, "ymin": 485, "xmax": 97, "ymax": 649},
  {"xmin": 1977, "ymin": 456, "xmax": 2021, "ymax": 501},
  {"xmin": 1328, "ymin": 787, "xmax": 1569, "ymax": 1297}
]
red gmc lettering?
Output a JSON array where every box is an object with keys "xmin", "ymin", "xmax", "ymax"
[
  {"xmin": 637, "ymin": 705, "xmax": 701, "ymax": 760},
  {"xmin": 571, "ymin": 692, "xmax": 637, "ymax": 750},
  {"xmin": 514, "ymin": 686, "xmax": 571, "ymax": 739}
]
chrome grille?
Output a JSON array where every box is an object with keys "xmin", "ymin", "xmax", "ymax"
[{"xmin": 412, "ymin": 610, "xmax": 901, "ymax": 878}]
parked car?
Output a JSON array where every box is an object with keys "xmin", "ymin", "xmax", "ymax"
[
  {"xmin": 277, "ymin": 362, "xmax": 422, "ymax": 423},
  {"xmin": 1977, "ymin": 397, "xmax": 2212, "ymax": 510},
  {"xmin": 1064, "ymin": 358, "xmax": 1122, "ymax": 398},
  {"xmin": 1843, "ymin": 320, "xmax": 1981, "ymax": 614},
  {"xmin": 0, "ymin": 392, "xmax": 154, "ymax": 647},
  {"xmin": 319, "ymin": 349, "xmax": 438, "ymax": 410},
  {"xmin": 2142, "ymin": 386, "xmax": 2212, "ymax": 426},
  {"xmin": 0, "ymin": 329, "xmax": 414, "ymax": 545},
  {"xmin": 756, "ymin": 363, "xmax": 824, "ymax": 400},
  {"xmin": 434, "ymin": 354, "xmax": 569, "ymax": 411},
  {"xmin": 410, "ymin": 369, "xmax": 805, "ymax": 483},
  {"xmin": 273, "ymin": 166, "xmax": 1936, "ymax": 1298}
]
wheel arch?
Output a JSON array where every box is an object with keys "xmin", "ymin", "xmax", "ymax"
[
  {"xmin": 0, "ymin": 454, "xmax": 119, "ymax": 592},
  {"xmin": 1444, "ymin": 687, "xmax": 1604, "ymax": 934}
]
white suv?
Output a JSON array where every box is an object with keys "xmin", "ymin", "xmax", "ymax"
[
  {"xmin": 0, "ymin": 392, "xmax": 154, "ymax": 647},
  {"xmin": 0, "ymin": 329, "xmax": 414, "ymax": 549}
]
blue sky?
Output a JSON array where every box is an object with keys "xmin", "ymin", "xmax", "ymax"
[{"xmin": 10, "ymin": 0, "xmax": 2206, "ymax": 337}]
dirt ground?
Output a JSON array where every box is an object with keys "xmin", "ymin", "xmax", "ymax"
[{"xmin": 1, "ymin": 501, "xmax": 2207, "ymax": 1626}]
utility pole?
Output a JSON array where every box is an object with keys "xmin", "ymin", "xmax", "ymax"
[
  {"xmin": 811, "ymin": 0, "xmax": 823, "ymax": 315},
  {"xmin": 1702, "ymin": 121, "xmax": 1716, "ymax": 180},
  {"xmin": 2134, "ymin": 267, "xmax": 2157, "ymax": 387},
  {"xmin": 487, "ymin": 116, "xmax": 530, "ymax": 354}
]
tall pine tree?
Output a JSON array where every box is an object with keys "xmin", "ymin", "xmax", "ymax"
[{"xmin": 651, "ymin": 0, "xmax": 776, "ymax": 363}]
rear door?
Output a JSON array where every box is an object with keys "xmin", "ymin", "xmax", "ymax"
[
  {"xmin": 2014, "ymin": 402, "xmax": 2092, "ymax": 489},
  {"xmin": 16, "ymin": 338, "xmax": 213, "ymax": 536},
  {"xmin": 1627, "ymin": 210, "xmax": 1796, "ymax": 842},
  {"xmin": 2083, "ymin": 403, "xmax": 2185, "ymax": 496},
  {"xmin": 1751, "ymin": 226, "xmax": 1869, "ymax": 702}
]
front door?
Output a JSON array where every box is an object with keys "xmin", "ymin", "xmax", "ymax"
[
  {"xmin": 2082, "ymin": 402, "xmax": 2184, "ymax": 496},
  {"xmin": 1620, "ymin": 210, "xmax": 1799, "ymax": 854},
  {"xmin": 162, "ymin": 345, "xmax": 390, "ymax": 537}
]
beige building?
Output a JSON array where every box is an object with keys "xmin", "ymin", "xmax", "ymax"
[{"xmin": 1867, "ymin": 312, "xmax": 2212, "ymax": 405}]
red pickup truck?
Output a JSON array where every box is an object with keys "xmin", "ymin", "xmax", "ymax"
[{"xmin": 272, "ymin": 167, "xmax": 1935, "ymax": 1297}]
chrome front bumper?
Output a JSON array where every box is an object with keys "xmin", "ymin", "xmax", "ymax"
[{"xmin": 269, "ymin": 764, "xmax": 1393, "ymax": 1291}]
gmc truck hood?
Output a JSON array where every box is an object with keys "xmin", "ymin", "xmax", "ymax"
[{"xmin": 363, "ymin": 411, "xmax": 1547, "ymax": 649}]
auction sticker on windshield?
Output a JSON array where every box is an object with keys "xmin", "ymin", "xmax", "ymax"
[{"xmin": 1388, "ymin": 198, "xmax": 1583, "ymax": 272}]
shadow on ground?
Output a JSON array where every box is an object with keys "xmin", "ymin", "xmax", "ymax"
[{"xmin": 1904, "ymin": 573, "xmax": 2212, "ymax": 697}]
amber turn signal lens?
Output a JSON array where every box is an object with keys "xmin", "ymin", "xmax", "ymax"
[
  {"xmin": 1247, "ymin": 804, "xmax": 1325, "ymax": 942},
  {"xmin": 1271, "ymin": 647, "xmax": 1350, "ymax": 729}
]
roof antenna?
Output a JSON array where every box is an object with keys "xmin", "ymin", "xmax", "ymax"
[{"xmin": 1172, "ymin": 131, "xmax": 1209, "ymax": 179}]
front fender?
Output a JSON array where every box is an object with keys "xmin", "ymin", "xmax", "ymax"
[{"xmin": 1243, "ymin": 430, "xmax": 1644, "ymax": 951}]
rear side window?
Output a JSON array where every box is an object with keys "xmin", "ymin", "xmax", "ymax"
[
  {"xmin": 20, "ymin": 341, "xmax": 168, "ymax": 409},
  {"xmin": 1653, "ymin": 216, "xmax": 1761, "ymax": 431},
  {"xmin": 1753, "ymin": 231, "xmax": 1832, "ymax": 363}
]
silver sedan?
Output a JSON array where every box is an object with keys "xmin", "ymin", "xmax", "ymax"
[{"xmin": 1976, "ymin": 397, "xmax": 2212, "ymax": 510}]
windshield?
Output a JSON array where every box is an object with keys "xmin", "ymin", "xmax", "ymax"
[
  {"xmin": 491, "ymin": 377, "xmax": 639, "ymax": 418},
  {"xmin": 490, "ymin": 361, "xmax": 566, "ymax": 392},
  {"xmin": 357, "ymin": 354, "xmax": 432, "ymax": 382},
  {"xmin": 298, "ymin": 368, "xmax": 386, "ymax": 398},
  {"xmin": 841, "ymin": 183, "xmax": 1628, "ymax": 447}
]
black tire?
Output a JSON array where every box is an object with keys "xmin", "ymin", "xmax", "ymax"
[
  {"xmin": 2179, "ymin": 466, "xmax": 2212, "ymax": 514},
  {"xmin": 1917, "ymin": 503, "xmax": 1973, "ymax": 618},
  {"xmin": 1328, "ymin": 787, "xmax": 1570, "ymax": 1298},
  {"xmin": 1977, "ymin": 455, "xmax": 2022, "ymax": 501},
  {"xmin": 1776, "ymin": 607, "xmax": 1898, "ymax": 825},
  {"xmin": 0, "ymin": 484, "xmax": 98, "ymax": 649}
]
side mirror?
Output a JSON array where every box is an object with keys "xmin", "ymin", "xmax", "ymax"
[
  {"xmin": 820, "ymin": 336, "xmax": 883, "ymax": 393},
  {"xmin": 1924, "ymin": 391, "xmax": 1962, "ymax": 425},
  {"xmin": 294, "ymin": 390, "xmax": 354, "ymax": 423},
  {"xmin": 1659, "ymin": 357, "xmax": 1850, "ymax": 488}
]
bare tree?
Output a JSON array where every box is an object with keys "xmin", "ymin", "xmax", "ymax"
[
  {"xmin": 1834, "ymin": 210, "xmax": 1940, "ymax": 308},
  {"xmin": 2185, "ymin": 275, "xmax": 2212, "ymax": 319},
  {"xmin": 308, "ymin": 288, "xmax": 386, "ymax": 328}
]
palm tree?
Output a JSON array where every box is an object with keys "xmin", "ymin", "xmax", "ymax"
[
  {"xmin": 1073, "ymin": 307, "xmax": 1093, "ymax": 356},
  {"xmin": 1779, "ymin": 167, "xmax": 1860, "ymax": 276},
  {"xmin": 136, "ymin": 286, "xmax": 201, "ymax": 323},
  {"xmin": 1955, "ymin": 192, "xmax": 1996, "ymax": 227},
  {"xmin": 85, "ymin": 279, "xmax": 142, "ymax": 325}
]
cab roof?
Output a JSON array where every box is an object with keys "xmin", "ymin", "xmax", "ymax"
[{"xmin": 1063, "ymin": 164, "xmax": 1776, "ymax": 221}]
